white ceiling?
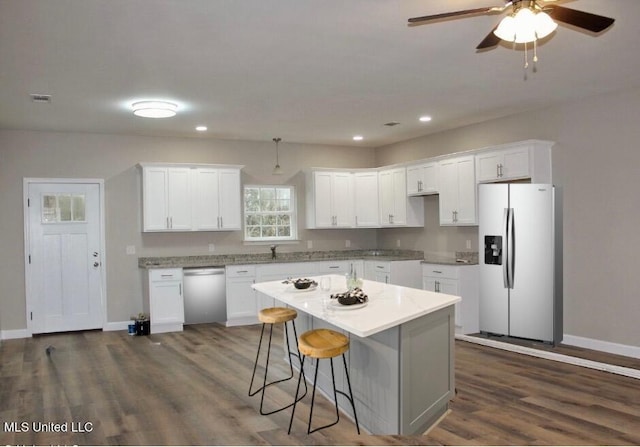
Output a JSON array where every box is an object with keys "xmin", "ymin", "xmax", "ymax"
[{"xmin": 1, "ymin": 0, "xmax": 639, "ymax": 147}]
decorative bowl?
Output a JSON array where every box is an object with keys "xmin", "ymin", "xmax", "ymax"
[{"xmin": 293, "ymin": 278, "xmax": 316, "ymax": 289}]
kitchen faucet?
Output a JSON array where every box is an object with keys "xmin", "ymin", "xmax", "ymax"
[{"xmin": 270, "ymin": 245, "xmax": 277, "ymax": 260}]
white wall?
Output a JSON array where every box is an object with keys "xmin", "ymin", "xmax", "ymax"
[
  {"xmin": 375, "ymin": 85, "xmax": 640, "ymax": 349},
  {"xmin": 0, "ymin": 131, "xmax": 377, "ymax": 330}
]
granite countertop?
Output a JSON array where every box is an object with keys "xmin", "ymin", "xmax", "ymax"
[
  {"xmin": 422, "ymin": 251, "xmax": 479, "ymax": 266},
  {"xmin": 138, "ymin": 249, "xmax": 426, "ymax": 269}
]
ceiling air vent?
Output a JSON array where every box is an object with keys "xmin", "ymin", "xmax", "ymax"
[
  {"xmin": 384, "ymin": 121, "xmax": 400, "ymax": 127},
  {"xmin": 30, "ymin": 94, "xmax": 52, "ymax": 103}
]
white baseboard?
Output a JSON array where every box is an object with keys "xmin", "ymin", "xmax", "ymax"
[
  {"xmin": 103, "ymin": 321, "xmax": 131, "ymax": 332},
  {"xmin": 456, "ymin": 334, "xmax": 640, "ymax": 380},
  {"xmin": 0, "ymin": 328, "xmax": 31, "ymax": 340},
  {"xmin": 562, "ymin": 334, "xmax": 640, "ymax": 360}
]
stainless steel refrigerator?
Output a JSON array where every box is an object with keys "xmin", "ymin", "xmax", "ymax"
[{"xmin": 478, "ymin": 184, "xmax": 562, "ymax": 344}]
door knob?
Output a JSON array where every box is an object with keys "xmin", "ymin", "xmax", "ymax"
[
  {"xmin": 93, "ymin": 262, "xmax": 100, "ymax": 267},
  {"xmin": 93, "ymin": 252, "xmax": 99, "ymax": 257}
]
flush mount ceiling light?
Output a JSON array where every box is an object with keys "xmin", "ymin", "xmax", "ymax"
[
  {"xmin": 419, "ymin": 115, "xmax": 432, "ymax": 123},
  {"xmin": 352, "ymin": 135, "xmax": 364, "ymax": 141},
  {"xmin": 272, "ymin": 137, "xmax": 283, "ymax": 175},
  {"xmin": 132, "ymin": 100, "xmax": 177, "ymax": 118},
  {"xmin": 195, "ymin": 125, "xmax": 208, "ymax": 132}
]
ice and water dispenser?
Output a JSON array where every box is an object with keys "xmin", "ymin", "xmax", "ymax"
[{"xmin": 484, "ymin": 236, "xmax": 502, "ymax": 265}]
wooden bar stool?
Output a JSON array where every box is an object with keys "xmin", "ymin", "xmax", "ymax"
[
  {"xmin": 249, "ymin": 307, "xmax": 307, "ymax": 415},
  {"xmin": 288, "ymin": 328, "xmax": 360, "ymax": 435}
]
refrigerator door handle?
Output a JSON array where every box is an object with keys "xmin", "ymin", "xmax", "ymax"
[
  {"xmin": 503, "ymin": 207, "xmax": 510, "ymax": 288},
  {"xmin": 507, "ymin": 207, "xmax": 515, "ymax": 289}
]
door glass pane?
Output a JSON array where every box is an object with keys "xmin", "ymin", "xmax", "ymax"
[
  {"xmin": 42, "ymin": 195, "xmax": 58, "ymax": 223},
  {"xmin": 58, "ymin": 195, "xmax": 72, "ymax": 221},
  {"xmin": 72, "ymin": 195, "xmax": 86, "ymax": 221}
]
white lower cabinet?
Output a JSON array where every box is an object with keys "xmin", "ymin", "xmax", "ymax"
[
  {"xmin": 422, "ymin": 263, "xmax": 479, "ymax": 334},
  {"xmin": 363, "ymin": 260, "xmax": 422, "ymax": 288},
  {"xmin": 225, "ymin": 265, "xmax": 258, "ymax": 326},
  {"xmin": 144, "ymin": 268, "xmax": 185, "ymax": 334}
]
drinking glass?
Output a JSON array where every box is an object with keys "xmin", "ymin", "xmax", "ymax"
[{"xmin": 320, "ymin": 276, "xmax": 331, "ymax": 292}]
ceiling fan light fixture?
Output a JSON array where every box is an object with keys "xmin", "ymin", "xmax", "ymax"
[
  {"xmin": 132, "ymin": 100, "xmax": 178, "ymax": 118},
  {"xmin": 494, "ymin": 7, "xmax": 557, "ymax": 44}
]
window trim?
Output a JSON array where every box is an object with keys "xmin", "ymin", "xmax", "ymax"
[{"xmin": 243, "ymin": 184, "xmax": 298, "ymax": 242}]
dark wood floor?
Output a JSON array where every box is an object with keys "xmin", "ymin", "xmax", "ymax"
[{"xmin": 1, "ymin": 323, "xmax": 639, "ymax": 445}]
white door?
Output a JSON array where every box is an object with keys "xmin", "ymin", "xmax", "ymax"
[
  {"xmin": 26, "ymin": 181, "xmax": 104, "ymax": 334},
  {"xmin": 192, "ymin": 168, "xmax": 220, "ymax": 230},
  {"xmin": 332, "ymin": 172, "xmax": 354, "ymax": 227},
  {"xmin": 354, "ymin": 172, "xmax": 379, "ymax": 227}
]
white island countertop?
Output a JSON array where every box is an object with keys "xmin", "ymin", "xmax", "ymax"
[{"xmin": 252, "ymin": 274, "xmax": 460, "ymax": 338}]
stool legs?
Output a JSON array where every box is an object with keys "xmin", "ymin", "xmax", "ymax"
[
  {"xmin": 288, "ymin": 353, "xmax": 360, "ymax": 435},
  {"xmin": 248, "ymin": 320, "xmax": 307, "ymax": 416}
]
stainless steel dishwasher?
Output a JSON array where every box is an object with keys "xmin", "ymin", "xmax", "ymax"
[{"xmin": 183, "ymin": 267, "xmax": 226, "ymax": 324}]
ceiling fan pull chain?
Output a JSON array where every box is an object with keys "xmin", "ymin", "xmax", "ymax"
[{"xmin": 532, "ymin": 38, "xmax": 538, "ymax": 73}]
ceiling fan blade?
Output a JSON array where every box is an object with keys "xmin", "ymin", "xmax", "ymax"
[
  {"xmin": 408, "ymin": 6, "xmax": 496, "ymax": 24},
  {"xmin": 545, "ymin": 5, "xmax": 615, "ymax": 33},
  {"xmin": 476, "ymin": 26, "xmax": 501, "ymax": 49}
]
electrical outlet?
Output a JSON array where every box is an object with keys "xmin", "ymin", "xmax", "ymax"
[
  {"xmin": 466, "ymin": 239, "xmax": 472, "ymax": 250},
  {"xmin": 126, "ymin": 245, "xmax": 136, "ymax": 255},
  {"xmin": 208, "ymin": 243, "xmax": 215, "ymax": 252},
  {"xmin": 396, "ymin": 239, "xmax": 401, "ymax": 248},
  {"xmin": 307, "ymin": 240, "xmax": 313, "ymax": 249},
  {"xmin": 345, "ymin": 240, "xmax": 351, "ymax": 248}
]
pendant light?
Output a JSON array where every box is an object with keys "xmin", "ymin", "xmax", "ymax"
[{"xmin": 272, "ymin": 137, "xmax": 283, "ymax": 175}]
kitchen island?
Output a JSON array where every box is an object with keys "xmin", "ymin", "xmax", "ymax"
[{"xmin": 252, "ymin": 275, "xmax": 460, "ymax": 435}]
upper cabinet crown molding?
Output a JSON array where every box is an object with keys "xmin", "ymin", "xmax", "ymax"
[{"xmin": 139, "ymin": 163, "xmax": 243, "ymax": 233}]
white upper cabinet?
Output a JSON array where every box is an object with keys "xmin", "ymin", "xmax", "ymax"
[
  {"xmin": 406, "ymin": 162, "xmax": 438, "ymax": 196},
  {"xmin": 438, "ymin": 155, "xmax": 476, "ymax": 226},
  {"xmin": 142, "ymin": 166, "xmax": 192, "ymax": 231},
  {"xmin": 379, "ymin": 168, "xmax": 406, "ymax": 226},
  {"xmin": 140, "ymin": 163, "xmax": 243, "ymax": 232},
  {"xmin": 192, "ymin": 168, "xmax": 241, "ymax": 231},
  {"xmin": 308, "ymin": 171, "xmax": 354, "ymax": 228},
  {"xmin": 476, "ymin": 140, "xmax": 553, "ymax": 183},
  {"xmin": 354, "ymin": 171, "xmax": 379, "ymax": 227},
  {"xmin": 378, "ymin": 167, "xmax": 424, "ymax": 227}
]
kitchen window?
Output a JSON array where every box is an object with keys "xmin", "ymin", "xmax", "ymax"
[{"xmin": 244, "ymin": 185, "xmax": 297, "ymax": 241}]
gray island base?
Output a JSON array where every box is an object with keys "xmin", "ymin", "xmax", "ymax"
[{"xmin": 252, "ymin": 275, "xmax": 459, "ymax": 435}]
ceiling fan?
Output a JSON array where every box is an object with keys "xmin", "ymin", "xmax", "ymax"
[{"xmin": 408, "ymin": 0, "xmax": 615, "ymax": 50}]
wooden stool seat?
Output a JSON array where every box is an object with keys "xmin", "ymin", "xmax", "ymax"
[
  {"xmin": 259, "ymin": 307, "xmax": 297, "ymax": 324},
  {"xmin": 249, "ymin": 306, "xmax": 306, "ymax": 416},
  {"xmin": 288, "ymin": 328, "xmax": 360, "ymax": 435},
  {"xmin": 298, "ymin": 328, "xmax": 349, "ymax": 359}
]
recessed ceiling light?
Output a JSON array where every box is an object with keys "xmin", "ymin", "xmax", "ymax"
[
  {"xmin": 132, "ymin": 100, "xmax": 177, "ymax": 118},
  {"xmin": 419, "ymin": 115, "xmax": 432, "ymax": 122},
  {"xmin": 195, "ymin": 126, "xmax": 208, "ymax": 132},
  {"xmin": 353, "ymin": 135, "xmax": 364, "ymax": 141}
]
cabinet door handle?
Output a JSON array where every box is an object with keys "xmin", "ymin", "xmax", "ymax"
[
  {"xmin": 355, "ymin": 215, "xmax": 358, "ymax": 226},
  {"xmin": 170, "ymin": 216, "xmax": 173, "ymax": 228},
  {"xmin": 499, "ymin": 163, "xmax": 504, "ymax": 178},
  {"xmin": 433, "ymin": 270, "xmax": 442, "ymax": 274},
  {"xmin": 179, "ymin": 283, "xmax": 182, "ymax": 296},
  {"xmin": 237, "ymin": 270, "xmax": 248, "ymax": 273},
  {"xmin": 497, "ymin": 164, "xmax": 500, "ymax": 178},
  {"xmin": 166, "ymin": 217, "xmax": 170, "ymax": 229},
  {"xmin": 329, "ymin": 266, "xmax": 340, "ymax": 269},
  {"xmin": 220, "ymin": 216, "xmax": 223, "ymax": 228}
]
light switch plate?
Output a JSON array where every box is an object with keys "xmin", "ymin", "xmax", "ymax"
[
  {"xmin": 307, "ymin": 240, "xmax": 313, "ymax": 249},
  {"xmin": 345, "ymin": 240, "xmax": 351, "ymax": 248},
  {"xmin": 126, "ymin": 245, "xmax": 136, "ymax": 255},
  {"xmin": 208, "ymin": 243, "xmax": 215, "ymax": 252}
]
